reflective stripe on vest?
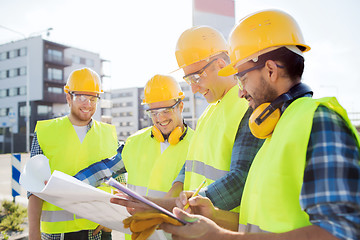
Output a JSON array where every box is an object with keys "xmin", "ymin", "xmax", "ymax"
[
  {"xmin": 36, "ymin": 116, "xmax": 118, "ymax": 234},
  {"xmin": 127, "ymin": 184, "xmax": 167, "ymax": 198},
  {"xmin": 185, "ymin": 160, "xmax": 228, "ymax": 181},
  {"xmin": 123, "ymin": 126, "xmax": 194, "ymax": 197},
  {"xmin": 239, "ymin": 97, "xmax": 360, "ymax": 233},
  {"xmin": 184, "ymin": 85, "xmax": 248, "ymax": 213},
  {"xmin": 238, "ymin": 223, "xmax": 268, "ymax": 233},
  {"xmin": 41, "ymin": 210, "xmax": 84, "ymax": 222}
]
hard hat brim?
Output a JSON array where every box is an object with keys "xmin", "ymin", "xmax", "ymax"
[{"xmin": 218, "ymin": 64, "xmax": 238, "ymax": 77}]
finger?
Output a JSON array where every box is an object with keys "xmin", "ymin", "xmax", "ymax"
[
  {"xmin": 127, "ymin": 207, "xmax": 136, "ymax": 215},
  {"xmin": 175, "ymin": 197, "xmax": 184, "ymax": 209},
  {"xmin": 93, "ymin": 225, "xmax": 103, "ymax": 236},
  {"xmin": 179, "ymin": 191, "xmax": 194, "ymax": 206},
  {"xmin": 102, "ymin": 226, "xmax": 112, "ymax": 232},
  {"xmin": 110, "ymin": 197, "xmax": 129, "ymax": 206},
  {"xmin": 115, "ymin": 192, "xmax": 129, "ymax": 198},
  {"xmin": 173, "ymin": 207, "xmax": 199, "ymax": 223},
  {"xmin": 188, "ymin": 195, "xmax": 209, "ymax": 207}
]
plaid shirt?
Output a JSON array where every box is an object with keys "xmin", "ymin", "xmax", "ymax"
[
  {"xmin": 300, "ymin": 104, "xmax": 360, "ymax": 240},
  {"xmin": 29, "ymin": 119, "xmax": 126, "ymax": 240},
  {"xmin": 175, "ymin": 109, "xmax": 265, "ymax": 210},
  {"xmin": 201, "ymin": 108, "xmax": 264, "ymax": 210}
]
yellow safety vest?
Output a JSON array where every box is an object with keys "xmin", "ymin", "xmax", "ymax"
[
  {"xmin": 123, "ymin": 126, "xmax": 194, "ymax": 197},
  {"xmin": 36, "ymin": 116, "xmax": 118, "ymax": 234},
  {"xmin": 184, "ymin": 85, "xmax": 248, "ymax": 212},
  {"xmin": 239, "ymin": 97, "xmax": 360, "ymax": 233}
]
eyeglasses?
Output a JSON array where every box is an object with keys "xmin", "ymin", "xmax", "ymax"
[
  {"xmin": 235, "ymin": 63, "xmax": 284, "ymax": 90},
  {"xmin": 70, "ymin": 93, "xmax": 100, "ymax": 105},
  {"xmin": 146, "ymin": 100, "xmax": 181, "ymax": 118},
  {"xmin": 183, "ymin": 58, "xmax": 218, "ymax": 85}
]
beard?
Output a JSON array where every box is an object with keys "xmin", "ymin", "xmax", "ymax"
[{"xmin": 252, "ymin": 76, "xmax": 278, "ymax": 109}]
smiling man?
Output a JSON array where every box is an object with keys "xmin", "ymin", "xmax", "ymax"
[
  {"xmin": 161, "ymin": 9, "xmax": 360, "ymax": 240},
  {"xmin": 167, "ymin": 26, "xmax": 264, "ymax": 212},
  {"xmin": 28, "ymin": 67, "xmax": 118, "ymax": 240},
  {"xmin": 121, "ymin": 74, "xmax": 194, "ymax": 200}
]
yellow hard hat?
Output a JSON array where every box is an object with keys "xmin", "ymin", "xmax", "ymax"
[
  {"xmin": 175, "ymin": 26, "xmax": 228, "ymax": 68},
  {"xmin": 219, "ymin": 9, "xmax": 311, "ymax": 77},
  {"xmin": 64, "ymin": 67, "xmax": 103, "ymax": 94},
  {"xmin": 142, "ymin": 74, "xmax": 185, "ymax": 105}
]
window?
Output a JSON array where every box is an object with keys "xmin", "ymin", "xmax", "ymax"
[
  {"xmin": 72, "ymin": 55, "xmax": 80, "ymax": 64},
  {"xmin": 0, "ymin": 108, "xmax": 10, "ymax": 117},
  {"xmin": 9, "ymin": 69, "xmax": 16, "ymax": 78},
  {"xmin": 80, "ymin": 57, "xmax": 86, "ymax": 64},
  {"xmin": 48, "ymin": 87, "xmax": 63, "ymax": 94},
  {"xmin": 113, "ymin": 103, "xmax": 122, "ymax": 108},
  {"xmin": 0, "ymin": 108, "xmax": 7, "ymax": 117},
  {"xmin": 20, "ymin": 105, "xmax": 31, "ymax": 117},
  {"xmin": 0, "ymin": 89, "xmax": 7, "ymax": 98},
  {"xmin": 0, "ymin": 52, "xmax": 6, "ymax": 61},
  {"xmin": 19, "ymin": 86, "xmax": 26, "ymax": 95},
  {"xmin": 9, "ymin": 50, "xmax": 16, "ymax": 58},
  {"xmin": 0, "ymin": 70, "xmax": 5, "ymax": 79},
  {"xmin": 47, "ymin": 68, "xmax": 63, "ymax": 81},
  {"xmin": 86, "ymin": 59, "xmax": 94, "ymax": 67},
  {"xmin": 48, "ymin": 49, "xmax": 62, "ymax": 62},
  {"xmin": 19, "ymin": 47, "xmax": 27, "ymax": 56},
  {"xmin": 8, "ymin": 88, "xmax": 17, "ymax": 97},
  {"xmin": 20, "ymin": 67, "xmax": 26, "ymax": 76},
  {"xmin": 38, "ymin": 105, "xmax": 52, "ymax": 115}
]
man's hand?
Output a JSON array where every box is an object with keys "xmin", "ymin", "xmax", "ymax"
[
  {"xmin": 110, "ymin": 193, "xmax": 153, "ymax": 215},
  {"xmin": 176, "ymin": 191, "xmax": 217, "ymax": 220},
  {"xmin": 161, "ymin": 207, "xmax": 227, "ymax": 240},
  {"xmin": 93, "ymin": 225, "xmax": 112, "ymax": 236}
]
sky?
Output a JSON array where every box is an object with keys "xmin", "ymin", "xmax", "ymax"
[{"xmin": 1, "ymin": 0, "xmax": 360, "ymax": 114}]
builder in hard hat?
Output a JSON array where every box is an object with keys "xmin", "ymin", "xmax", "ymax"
[
  {"xmin": 110, "ymin": 25, "xmax": 263, "ymax": 223},
  {"xmin": 28, "ymin": 67, "xmax": 120, "ymax": 240},
  {"xmin": 120, "ymin": 74, "xmax": 194, "ymax": 239},
  {"xmin": 161, "ymin": 9, "xmax": 360, "ymax": 240},
  {"xmin": 169, "ymin": 26, "xmax": 264, "ymax": 211},
  {"xmin": 122, "ymin": 74, "xmax": 193, "ymax": 199}
]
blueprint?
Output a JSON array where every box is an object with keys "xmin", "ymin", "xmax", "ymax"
[{"xmin": 19, "ymin": 155, "xmax": 169, "ymax": 239}]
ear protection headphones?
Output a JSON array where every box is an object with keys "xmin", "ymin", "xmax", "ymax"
[
  {"xmin": 249, "ymin": 83, "xmax": 313, "ymax": 139},
  {"xmin": 151, "ymin": 122, "xmax": 188, "ymax": 145}
]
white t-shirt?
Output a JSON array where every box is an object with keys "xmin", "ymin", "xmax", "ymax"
[
  {"xmin": 160, "ymin": 140, "xmax": 170, "ymax": 154},
  {"xmin": 73, "ymin": 125, "xmax": 88, "ymax": 143}
]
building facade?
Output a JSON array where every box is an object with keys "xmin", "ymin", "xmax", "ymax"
[{"xmin": 0, "ymin": 36, "xmax": 107, "ymax": 153}]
